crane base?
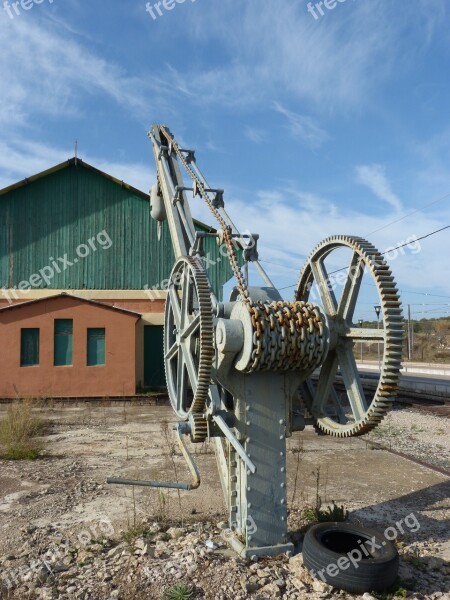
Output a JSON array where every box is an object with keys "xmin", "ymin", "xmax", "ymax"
[{"xmin": 227, "ymin": 535, "xmax": 294, "ymax": 559}]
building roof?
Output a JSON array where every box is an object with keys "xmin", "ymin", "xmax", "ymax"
[
  {"xmin": 0, "ymin": 157, "xmax": 215, "ymax": 232},
  {"xmin": 0, "ymin": 292, "xmax": 142, "ymax": 318}
]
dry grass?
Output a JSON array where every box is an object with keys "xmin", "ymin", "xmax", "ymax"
[{"xmin": 0, "ymin": 400, "xmax": 44, "ymax": 460}]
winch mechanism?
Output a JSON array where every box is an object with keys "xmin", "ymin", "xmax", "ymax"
[{"xmin": 109, "ymin": 125, "xmax": 403, "ymax": 558}]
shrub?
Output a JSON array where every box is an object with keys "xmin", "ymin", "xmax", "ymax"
[{"xmin": 0, "ymin": 400, "xmax": 43, "ymax": 460}]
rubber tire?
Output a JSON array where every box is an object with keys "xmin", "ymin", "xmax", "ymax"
[{"xmin": 302, "ymin": 522, "xmax": 399, "ymax": 594}]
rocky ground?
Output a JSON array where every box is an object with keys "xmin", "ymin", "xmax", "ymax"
[
  {"xmin": 366, "ymin": 408, "xmax": 450, "ymax": 472},
  {"xmin": 0, "ymin": 402, "xmax": 448, "ymax": 600}
]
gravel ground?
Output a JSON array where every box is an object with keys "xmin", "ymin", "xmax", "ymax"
[
  {"xmin": 0, "ymin": 403, "xmax": 448, "ymax": 600},
  {"xmin": 366, "ymin": 407, "xmax": 450, "ymax": 472}
]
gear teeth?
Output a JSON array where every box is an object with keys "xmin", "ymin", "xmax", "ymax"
[
  {"xmin": 296, "ymin": 236, "xmax": 403, "ymax": 438},
  {"xmin": 164, "ymin": 256, "xmax": 214, "ymax": 421}
]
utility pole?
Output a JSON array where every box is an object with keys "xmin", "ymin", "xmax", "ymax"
[
  {"xmin": 407, "ymin": 304, "xmax": 412, "ymax": 361},
  {"xmin": 359, "ymin": 319, "xmax": 364, "ymax": 363},
  {"xmin": 374, "ymin": 305, "xmax": 382, "ymax": 371}
]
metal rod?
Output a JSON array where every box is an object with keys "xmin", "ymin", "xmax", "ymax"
[
  {"xmin": 212, "ymin": 414, "xmax": 256, "ymax": 474},
  {"xmin": 106, "ymin": 478, "xmax": 192, "ymax": 490},
  {"xmin": 107, "ymin": 423, "xmax": 201, "ymax": 491}
]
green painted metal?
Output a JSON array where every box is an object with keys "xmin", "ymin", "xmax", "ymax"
[
  {"xmin": 54, "ymin": 319, "xmax": 73, "ymax": 366},
  {"xmin": 0, "ymin": 161, "xmax": 238, "ymax": 299},
  {"xmin": 143, "ymin": 325, "xmax": 165, "ymax": 387},
  {"xmin": 20, "ymin": 328, "xmax": 40, "ymax": 367},
  {"xmin": 87, "ymin": 328, "xmax": 106, "ymax": 366}
]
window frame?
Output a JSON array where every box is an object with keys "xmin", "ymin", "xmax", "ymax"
[
  {"xmin": 87, "ymin": 327, "xmax": 106, "ymax": 367},
  {"xmin": 20, "ymin": 328, "xmax": 40, "ymax": 367},
  {"xmin": 54, "ymin": 319, "xmax": 74, "ymax": 367}
]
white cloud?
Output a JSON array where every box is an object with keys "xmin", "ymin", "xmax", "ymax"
[
  {"xmin": 0, "ymin": 139, "xmax": 154, "ymax": 194},
  {"xmin": 274, "ymin": 103, "xmax": 328, "ymax": 149},
  {"xmin": 0, "ymin": 15, "xmax": 169, "ymax": 130},
  {"xmin": 189, "ymin": 181, "xmax": 450, "ymax": 300},
  {"xmin": 169, "ymin": 1, "xmax": 448, "ymax": 111},
  {"xmin": 245, "ymin": 127, "xmax": 266, "ymax": 144},
  {"xmin": 356, "ymin": 164, "xmax": 403, "ymax": 213}
]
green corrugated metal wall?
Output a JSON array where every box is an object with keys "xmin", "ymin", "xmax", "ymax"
[{"xmin": 0, "ymin": 163, "xmax": 238, "ymax": 299}]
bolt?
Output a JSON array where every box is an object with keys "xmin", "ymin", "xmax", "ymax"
[
  {"xmin": 280, "ymin": 452, "xmax": 284, "ymax": 457},
  {"xmin": 246, "ymin": 404, "xmax": 251, "ymax": 411},
  {"xmin": 247, "ymin": 438, "xmax": 251, "ymax": 443},
  {"xmin": 251, "ymin": 555, "xmax": 258, "ymax": 562},
  {"xmin": 280, "ymin": 483, "xmax": 285, "ymax": 488},
  {"xmin": 286, "ymin": 550, "xmax": 293, "ymax": 558},
  {"xmin": 247, "ymin": 487, "xmax": 252, "ymax": 492},
  {"xmin": 281, "ymin": 499, "xmax": 285, "ymax": 505},
  {"xmin": 280, "ymin": 467, "xmax": 285, "ymax": 473},
  {"xmin": 247, "ymin": 503, "xmax": 252, "ymax": 508},
  {"xmin": 246, "ymin": 421, "xmax": 251, "ymax": 426},
  {"xmin": 248, "ymin": 535, "xmax": 252, "ymax": 541},
  {"xmin": 279, "ymin": 435, "xmax": 284, "ymax": 440},
  {"xmin": 279, "ymin": 419, "xmax": 285, "ymax": 425},
  {"xmin": 281, "ymin": 516, "xmax": 285, "ymax": 521}
]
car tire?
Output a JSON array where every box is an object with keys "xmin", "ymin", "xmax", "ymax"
[{"xmin": 302, "ymin": 522, "xmax": 399, "ymax": 594}]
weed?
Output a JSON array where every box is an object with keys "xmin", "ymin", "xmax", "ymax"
[
  {"xmin": 371, "ymin": 578, "xmax": 416, "ymax": 599},
  {"xmin": 161, "ymin": 421, "xmax": 183, "ymax": 525},
  {"xmin": 0, "ymin": 400, "xmax": 44, "ymax": 460},
  {"xmin": 290, "ymin": 438, "xmax": 304, "ymax": 506},
  {"xmin": 163, "ymin": 584, "xmax": 195, "ymax": 600},
  {"xmin": 122, "ymin": 526, "xmax": 153, "ymax": 545},
  {"xmin": 303, "ymin": 501, "xmax": 348, "ymax": 523},
  {"xmin": 402, "ymin": 551, "xmax": 427, "ymax": 572},
  {"xmin": 302, "ymin": 468, "xmax": 348, "ymax": 523}
]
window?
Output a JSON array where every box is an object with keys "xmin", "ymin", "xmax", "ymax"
[
  {"xmin": 20, "ymin": 329, "xmax": 40, "ymax": 367},
  {"xmin": 87, "ymin": 328, "xmax": 106, "ymax": 366},
  {"xmin": 54, "ymin": 319, "xmax": 73, "ymax": 366}
]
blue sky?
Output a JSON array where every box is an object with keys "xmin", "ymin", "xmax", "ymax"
[{"xmin": 1, "ymin": 0, "xmax": 449, "ymax": 320}]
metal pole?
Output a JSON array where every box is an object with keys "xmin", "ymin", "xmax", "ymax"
[
  {"xmin": 374, "ymin": 306, "xmax": 381, "ymax": 371},
  {"xmin": 359, "ymin": 319, "xmax": 363, "ymax": 363},
  {"xmin": 407, "ymin": 304, "xmax": 412, "ymax": 361}
]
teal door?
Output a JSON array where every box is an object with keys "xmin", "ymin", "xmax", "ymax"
[{"xmin": 144, "ymin": 326, "xmax": 165, "ymax": 388}]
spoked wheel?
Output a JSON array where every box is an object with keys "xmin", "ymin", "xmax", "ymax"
[
  {"xmin": 295, "ymin": 236, "xmax": 403, "ymax": 437},
  {"xmin": 164, "ymin": 256, "xmax": 214, "ymax": 440}
]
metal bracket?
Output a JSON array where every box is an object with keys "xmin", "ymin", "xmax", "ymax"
[
  {"xmin": 158, "ymin": 145, "xmax": 169, "ymax": 160},
  {"xmin": 178, "ymin": 148, "xmax": 196, "ymax": 164}
]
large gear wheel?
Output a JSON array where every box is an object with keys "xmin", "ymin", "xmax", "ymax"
[
  {"xmin": 295, "ymin": 236, "xmax": 403, "ymax": 437},
  {"xmin": 164, "ymin": 256, "xmax": 214, "ymax": 426}
]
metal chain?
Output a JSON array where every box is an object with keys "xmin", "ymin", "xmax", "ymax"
[
  {"xmin": 157, "ymin": 126, "xmax": 326, "ymax": 374},
  {"xmin": 244, "ymin": 300, "xmax": 325, "ymax": 373},
  {"xmin": 158, "ymin": 126, "xmax": 252, "ymax": 306}
]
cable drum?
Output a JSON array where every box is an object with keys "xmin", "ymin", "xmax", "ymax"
[{"xmin": 234, "ymin": 300, "xmax": 328, "ymax": 374}]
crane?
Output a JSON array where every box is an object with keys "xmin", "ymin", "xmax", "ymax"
[{"xmin": 109, "ymin": 124, "xmax": 403, "ymax": 560}]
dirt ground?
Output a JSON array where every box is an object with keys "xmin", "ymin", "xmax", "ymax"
[{"xmin": 0, "ymin": 402, "xmax": 449, "ymax": 599}]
